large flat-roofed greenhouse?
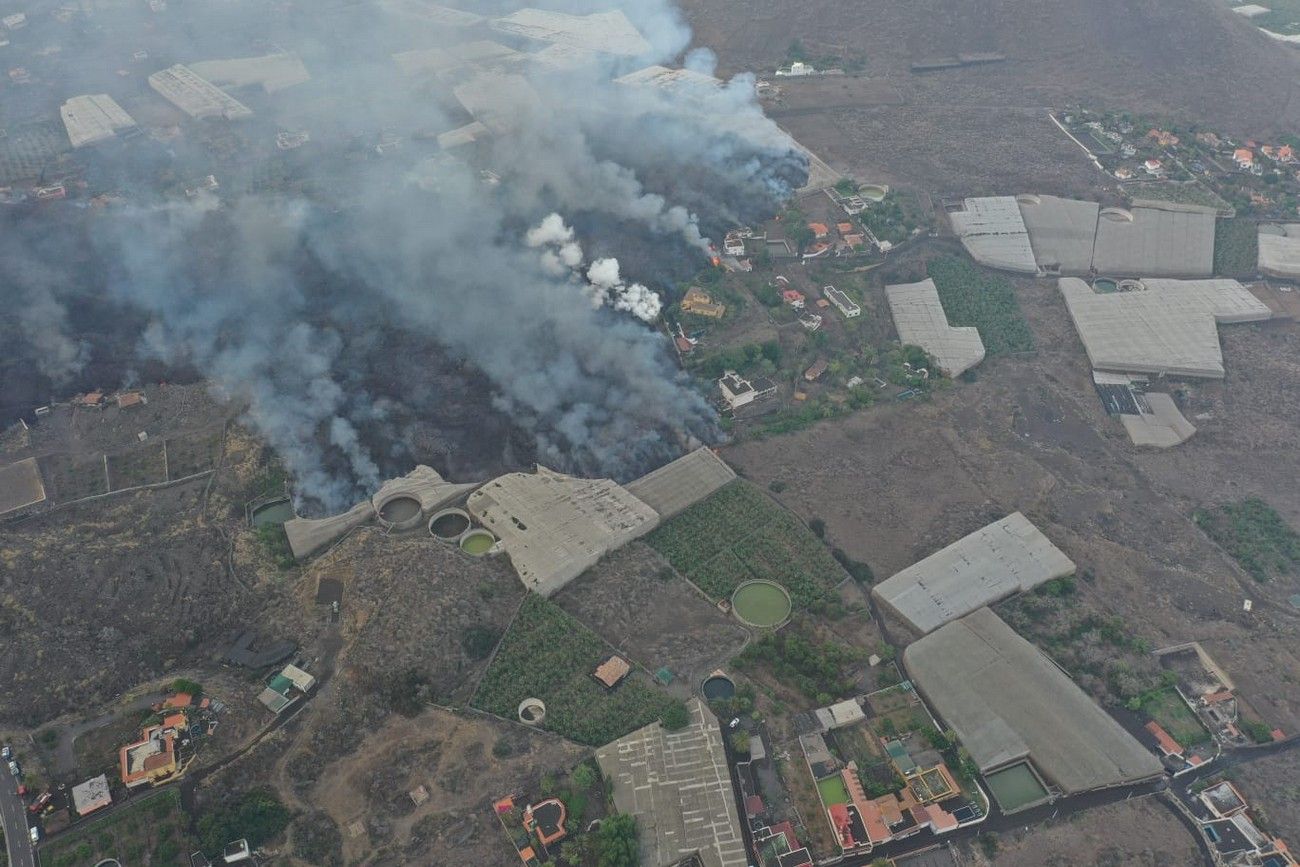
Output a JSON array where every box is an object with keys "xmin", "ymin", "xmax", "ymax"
[{"xmin": 905, "ymin": 607, "xmax": 1164, "ymax": 795}]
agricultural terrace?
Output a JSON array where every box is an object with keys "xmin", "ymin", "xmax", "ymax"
[
  {"xmin": 1141, "ymin": 687, "xmax": 1211, "ymax": 747},
  {"xmin": 41, "ymin": 788, "xmax": 196, "ymax": 867},
  {"xmin": 472, "ymin": 595, "xmax": 681, "ymax": 746},
  {"xmin": 1194, "ymin": 498, "xmax": 1300, "ymax": 582},
  {"xmin": 1213, "ymin": 218, "xmax": 1259, "ymax": 278},
  {"xmin": 645, "ymin": 480, "xmax": 846, "ymax": 610},
  {"xmin": 927, "ymin": 256, "xmax": 1034, "ymax": 355}
]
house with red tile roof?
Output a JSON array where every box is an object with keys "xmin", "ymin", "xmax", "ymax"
[{"xmin": 1145, "ymin": 720, "xmax": 1184, "ymax": 757}]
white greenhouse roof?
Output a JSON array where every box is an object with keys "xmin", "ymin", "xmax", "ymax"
[{"xmin": 886, "ymin": 278, "xmax": 986, "ymax": 377}]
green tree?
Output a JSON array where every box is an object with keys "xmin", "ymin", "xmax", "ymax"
[
  {"xmin": 594, "ymin": 814, "xmax": 639, "ymax": 867},
  {"xmin": 660, "ymin": 700, "xmax": 690, "ymax": 731},
  {"xmin": 570, "ymin": 762, "xmax": 598, "ymax": 792}
]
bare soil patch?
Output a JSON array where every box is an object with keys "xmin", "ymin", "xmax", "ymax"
[{"xmin": 960, "ymin": 796, "xmax": 1200, "ymax": 866}]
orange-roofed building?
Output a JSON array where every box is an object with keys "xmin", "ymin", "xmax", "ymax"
[
  {"xmin": 493, "ymin": 795, "xmax": 516, "ymax": 815},
  {"xmin": 163, "ymin": 692, "xmax": 193, "ymax": 709},
  {"xmin": 116, "ymin": 391, "xmax": 146, "ymax": 409},
  {"xmin": 859, "ymin": 799, "xmax": 891, "ymax": 844},
  {"xmin": 162, "ymin": 713, "xmax": 187, "ymax": 731},
  {"xmin": 836, "ymin": 222, "xmax": 854, "ymax": 234},
  {"xmin": 1234, "ymin": 148, "xmax": 1256, "ymax": 168},
  {"xmin": 1280, "ymin": 145, "xmax": 1295, "ymax": 162},
  {"xmin": 1145, "ymin": 721, "xmax": 1184, "ymax": 757},
  {"xmin": 1203, "ymin": 689, "xmax": 1233, "ymax": 704},
  {"xmin": 523, "ymin": 798, "xmax": 567, "ymax": 848},
  {"xmin": 925, "ymin": 803, "xmax": 959, "ymax": 833},
  {"xmin": 119, "ymin": 725, "xmax": 178, "ymax": 788},
  {"xmin": 805, "ymin": 241, "xmax": 832, "ymax": 257},
  {"xmin": 872, "ymin": 794, "xmax": 903, "ymax": 826},
  {"xmin": 73, "ymin": 391, "xmax": 105, "ymax": 408},
  {"xmin": 828, "ymin": 803, "xmax": 855, "ymax": 848},
  {"xmin": 593, "ymin": 656, "xmax": 631, "ymax": 689},
  {"xmin": 809, "ymin": 222, "xmax": 829, "ymax": 239}
]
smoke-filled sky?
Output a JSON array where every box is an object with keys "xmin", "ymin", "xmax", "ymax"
[{"xmin": 1, "ymin": 0, "xmax": 806, "ymax": 510}]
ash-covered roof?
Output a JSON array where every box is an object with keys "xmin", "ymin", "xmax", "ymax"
[
  {"xmin": 905, "ymin": 607, "xmax": 1164, "ymax": 794},
  {"xmin": 948, "ymin": 197, "xmax": 1038, "ymax": 274},
  {"xmin": 625, "ymin": 447, "xmax": 735, "ymax": 520},
  {"xmin": 490, "ymin": 8, "xmax": 652, "ymax": 57}
]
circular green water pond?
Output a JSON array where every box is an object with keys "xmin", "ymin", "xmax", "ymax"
[
  {"xmin": 460, "ymin": 530, "xmax": 496, "ymax": 556},
  {"xmin": 731, "ymin": 580, "xmax": 792, "ymax": 628}
]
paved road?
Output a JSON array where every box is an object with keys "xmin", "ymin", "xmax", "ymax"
[{"xmin": 0, "ymin": 764, "xmax": 35, "ymax": 867}]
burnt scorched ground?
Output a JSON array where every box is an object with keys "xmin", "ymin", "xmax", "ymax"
[
  {"xmin": 723, "ymin": 276, "xmax": 1300, "ymax": 734},
  {"xmin": 552, "ymin": 541, "xmax": 750, "ymax": 690},
  {"xmin": 682, "ymin": 0, "xmax": 1300, "ymax": 194},
  {"xmin": 0, "ymin": 481, "xmax": 251, "ymax": 726},
  {"xmin": 297, "ymin": 528, "xmax": 524, "ymax": 709}
]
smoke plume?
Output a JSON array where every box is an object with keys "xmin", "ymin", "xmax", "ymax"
[{"xmin": 4, "ymin": 0, "xmax": 807, "ymax": 510}]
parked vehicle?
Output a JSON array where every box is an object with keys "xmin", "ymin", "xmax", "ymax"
[
  {"xmin": 28, "ymin": 825, "xmax": 39, "ymax": 844},
  {"xmin": 8, "ymin": 760, "xmax": 19, "ymax": 776},
  {"xmin": 1, "ymin": 745, "xmax": 11, "ymax": 760},
  {"xmin": 28, "ymin": 792, "xmax": 51, "ymax": 813}
]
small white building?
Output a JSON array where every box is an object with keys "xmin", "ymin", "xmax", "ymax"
[
  {"xmin": 776, "ymin": 61, "xmax": 816, "ymax": 77},
  {"xmin": 823, "ymin": 286, "xmax": 861, "ymax": 318},
  {"xmin": 718, "ymin": 371, "xmax": 776, "ymax": 410}
]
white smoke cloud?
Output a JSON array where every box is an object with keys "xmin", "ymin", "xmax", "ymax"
[{"xmin": 529, "ymin": 216, "xmax": 664, "ymax": 323}]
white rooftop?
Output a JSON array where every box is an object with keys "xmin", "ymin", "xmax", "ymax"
[
  {"xmin": 1121, "ymin": 392, "xmax": 1197, "ymax": 448},
  {"xmin": 615, "ymin": 64, "xmax": 723, "ymax": 92},
  {"xmin": 1257, "ymin": 223, "xmax": 1300, "ymax": 277},
  {"xmin": 1091, "ymin": 207, "xmax": 1216, "ymax": 277},
  {"xmin": 1060, "ymin": 277, "xmax": 1271, "ymax": 378},
  {"xmin": 59, "ymin": 95, "xmax": 136, "ymax": 148},
  {"xmin": 188, "ymin": 54, "xmax": 310, "ymax": 93},
  {"xmin": 490, "ymin": 8, "xmax": 652, "ymax": 57},
  {"xmin": 148, "ymin": 64, "xmax": 253, "ymax": 119},
  {"xmin": 392, "ymin": 40, "xmax": 521, "ymax": 76},
  {"xmin": 886, "ymin": 278, "xmax": 986, "ymax": 377},
  {"xmin": 71, "ymin": 774, "xmax": 112, "ymax": 816},
  {"xmin": 949, "ymin": 197, "xmax": 1038, "ymax": 274},
  {"xmin": 1233, "ymin": 4, "xmax": 1271, "ymax": 17},
  {"xmin": 379, "ymin": 0, "xmax": 485, "ymax": 27},
  {"xmin": 873, "ymin": 512, "xmax": 1075, "ymax": 634},
  {"xmin": 1016, "ymin": 194, "xmax": 1100, "ymax": 275}
]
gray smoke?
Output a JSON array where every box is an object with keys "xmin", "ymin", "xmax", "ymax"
[{"xmin": 10, "ymin": 0, "xmax": 807, "ymax": 510}]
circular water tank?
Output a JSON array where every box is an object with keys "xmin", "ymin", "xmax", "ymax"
[
  {"xmin": 428, "ymin": 508, "xmax": 471, "ymax": 541},
  {"xmin": 518, "ymin": 698, "xmax": 546, "ymax": 726},
  {"xmin": 376, "ymin": 494, "xmax": 423, "ymax": 531},
  {"xmin": 460, "ymin": 529, "xmax": 497, "ymax": 556}
]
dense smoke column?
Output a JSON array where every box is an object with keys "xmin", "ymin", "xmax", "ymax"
[{"xmin": 3, "ymin": 0, "xmax": 808, "ymax": 511}]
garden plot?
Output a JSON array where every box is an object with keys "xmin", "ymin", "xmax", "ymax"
[
  {"xmin": 107, "ymin": 441, "xmax": 169, "ymax": 490},
  {"xmin": 645, "ymin": 480, "xmax": 847, "ymax": 610},
  {"xmin": 472, "ymin": 595, "xmax": 680, "ymax": 746}
]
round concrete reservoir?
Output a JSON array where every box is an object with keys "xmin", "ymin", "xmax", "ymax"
[
  {"xmin": 861, "ymin": 184, "xmax": 888, "ymax": 202},
  {"xmin": 377, "ymin": 494, "xmax": 422, "ymax": 531},
  {"xmin": 518, "ymin": 698, "xmax": 546, "ymax": 726},
  {"xmin": 1093, "ymin": 277, "xmax": 1118, "ymax": 294},
  {"xmin": 701, "ymin": 675, "xmax": 735, "ymax": 702},
  {"xmin": 731, "ymin": 580, "xmax": 792, "ymax": 628},
  {"xmin": 251, "ymin": 498, "xmax": 294, "ymax": 527},
  {"xmin": 428, "ymin": 508, "xmax": 470, "ymax": 541},
  {"xmin": 460, "ymin": 529, "xmax": 496, "ymax": 556}
]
